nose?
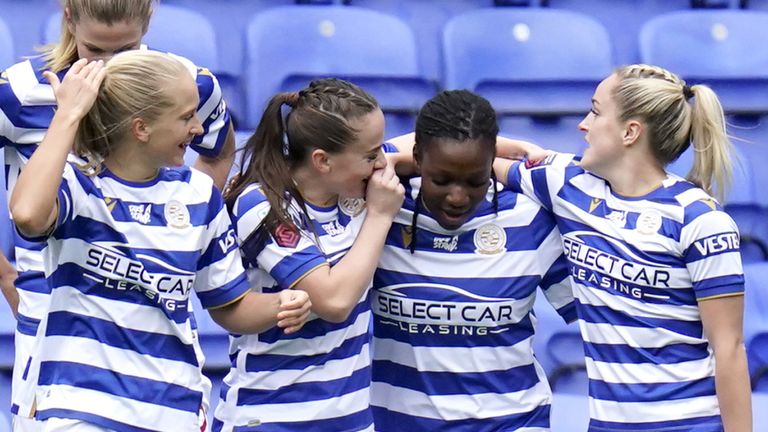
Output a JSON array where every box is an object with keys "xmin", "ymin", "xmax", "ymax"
[
  {"xmin": 578, "ymin": 112, "xmax": 591, "ymax": 132},
  {"xmin": 373, "ymin": 148, "xmax": 386, "ymax": 170},
  {"xmin": 190, "ymin": 114, "xmax": 204, "ymax": 135},
  {"xmin": 445, "ymin": 185, "xmax": 470, "ymax": 208}
]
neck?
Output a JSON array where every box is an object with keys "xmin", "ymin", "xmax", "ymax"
[
  {"xmin": 595, "ymin": 152, "xmax": 667, "ymax": 197},
  {"xmin": 292, "ymin": 166, "xmax": 337, "ymax": 207},
  {"xmin": 104, "ymin": 140, "xmax": 160, "ymax": 182}
]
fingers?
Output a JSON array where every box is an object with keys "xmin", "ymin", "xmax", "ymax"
[{"xmin": 42, "ymin": 71, "xmax": 60, "ymax": 93}]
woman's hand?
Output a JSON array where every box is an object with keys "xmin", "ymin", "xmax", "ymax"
[
  {"xmin": 276, "ymin": 289, "xmax": 312, "ymax": 334},
  {"xmin": 43, "ymin": 58, "xmax": 106, "ymax": 124},
  {"xmin": 365, "ymin": 164, "xmax": 405, "ymax": 219}
]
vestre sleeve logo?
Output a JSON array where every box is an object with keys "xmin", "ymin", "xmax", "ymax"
[{"xmin": 273, "ymin": 224, "xmax": 300, "ymax": 248}]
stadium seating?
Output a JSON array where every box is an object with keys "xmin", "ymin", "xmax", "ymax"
[
  {"xmin": 550, "ymin": 392, "xmax": 590, "ymax": 431},
  {"xmin": 0, "ymin": 16, "xmax": 13, "ymax": 71},
  {"xmin": 0, "ymin": 0, "xmax": 58, "ymax": 65},
  {"xmin": 744, "ymin": 263, "xmax": 768, "ymax": 389},
  {"xmin": 243, "ymin": 5, "xmax": 435, "ymax": 138},
  {"xmin": 443, "ymin": 8, "xmax": 612, "ymax": 150}
]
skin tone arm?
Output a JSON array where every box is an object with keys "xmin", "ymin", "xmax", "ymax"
[
  {"xmin": 699, "ymin": 295, "xmax": 752, "ymax": 432},
  {"xmin": 296, "ymin": 165, "xmax": 405, "ymax": 323},
  {"xmin": 209, "ymin": 289, "xmax": 312, "ymax": 334},
  {"xmin": 193, "ymin": 122, "xmax": 236, "ymax": 190},
  {"xmin": 10, "ymin": 59, "xmax": 106, "ymax": 237},
  {"xmin": 0, "ymin": 251, "xmax": 18, "ymax": 317}
]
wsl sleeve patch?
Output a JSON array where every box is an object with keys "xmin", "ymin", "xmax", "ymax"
[{"xmin": 273, "ymin": 224, "xmax": 300, "ymax": 248}]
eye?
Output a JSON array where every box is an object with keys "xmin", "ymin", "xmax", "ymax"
[
  {"xmin": 431, "ymin": 178, "xmax": 449, "ymax": 187},
  {"xmin": 590, "ymin": 108, "xmax": 599, "ymax": 116}
]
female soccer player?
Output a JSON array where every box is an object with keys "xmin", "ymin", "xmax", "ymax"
[
  {"xmin": 9, "ymin": 51, "xmax": 310, "ymax": 432},
  {"xmin": 495, "ymin": 65, "xmax": 751, "ymax": 432},
  {"xmin": 0, "ymin": 1, "xmax": 235, "ymax": 428},
  {"xmin": 371, "ymin": 90, "xmax": 575, "ymax": 431},
  {"xmin": 212, "ymin": 78, "xmax": 404, "ymax": 432}
]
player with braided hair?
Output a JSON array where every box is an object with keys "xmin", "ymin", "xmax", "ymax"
[
  {"xmin": 370, "ymin": 90, "xmax": 575, "ymax": 431},
  {"xmin": 214, "ymin": 78, "xmax": 404, "ymax": 432},
  {"xmin": 495, "ymin": 64, "xmax": 751, "ymax": 431}
]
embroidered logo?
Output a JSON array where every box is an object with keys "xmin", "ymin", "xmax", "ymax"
[
  {"xmin": 401, "ymin": 226, "xmax": 413, "ymax": 249},
  {"xmin": 128, "ymin": 204, "xmax": 152, "ymax": 224},
  {"xmin": 164, "ymin": 200, "xmax": 190, "ymax": 229},
  {"xmin": 636, "ymin": 209, "xmax": 662, "ymax": 235},
  {"xmin": 474, "ymin": 224, "xmax": 506, "ymax": 255},
  {"xmin": 606, "ymin": 210, "xmax": 627, "ymax": 228},
  {"xmin": 321, "ymin": 220, "xmax": 345, "ymax": 236},
  {"xmin": 588, "ymin": 198, "xmax": 602, "ymax": 213},
  {"xmin": 104, "ymin": 197, "xmax": 118, "ymax": 213},
  {"xmin": 433, "ymin": 235, "xmax": 459, "ymax": 252},
  {"xmin": 274, "ymin": 224, "xmax": 300, "ymax": 248},
  {"xmin": 339, "ymin": 198, "xmax": 366, "ymax": 216}
]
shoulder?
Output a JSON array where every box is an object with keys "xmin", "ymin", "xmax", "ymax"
[
  {"xmin": 1, "ymin": 58, "xmax": 53, "ymax": 107},
  {"xmin": 232, "ymin": 183, "xmax": 270, "ymax": 221}
]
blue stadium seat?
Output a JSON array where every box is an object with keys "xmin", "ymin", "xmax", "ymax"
[
  {"xmin": 531, "ymin": 292, "xmax": 584, "ymax": 392},
  {"xmin": 0, "ymin": 0, "xmax": 57, "ymax": 63},
  {"xmin": 640, "ymin": 10, "xmax": 768, "ymax": 114},
  {"xmin": 0, "ymin": 15, "xmax": 13, "ymax": 70},
  {"xmin": 244, "ymin": 5, "xmax": 435, "ymax": 138},
  {"xmin": 443, "ymin": 8, "xmax": 612, "ymax": 150},
  {"xmin": 550, "ymin": 393, "xmax": 590, "ymax": 432},
  {"xmin": 348, "ymin": 0, "xmax": 497, "ymax": 83},
  {"xmin": 755, "ymin": 392, "xmax": 768, "ymax": 431},
  {"xmin": 0, "ymin": 371, "xmax": 10, "ymax": 419},
  {"xmin": 744, "ymin": 263, "xmax": 768, "ymax": 389}
]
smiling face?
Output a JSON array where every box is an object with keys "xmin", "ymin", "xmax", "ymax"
[
  {"xmin": 416, "ymin": 137, "xmax": 494, "ymax": 230},
  {"xmin": 325, "ymin": 108, "xmax": 387, "ymax": 198},
  {"xmin": 143, "ymin": 73, "xmax": 203, "ymax": 168},
  {"xmin": 578, "ymin": 73, "xmax": 627, "ymax": 174},
  {"xmin": 68, "ymin": 16, "xmax": 145, "ymax": 62}
]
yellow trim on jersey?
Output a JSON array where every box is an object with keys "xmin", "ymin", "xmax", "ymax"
[
  {"xmin": 289, "ymin": 263, "xmax": 331, "ymax": 290},
  {"xmin": 698, "ymin": 292, "xmax": 744, "ymax": 302},
  {"xmin": 207, "ymin": 290, "xmax": 250, "ymax": 310}
]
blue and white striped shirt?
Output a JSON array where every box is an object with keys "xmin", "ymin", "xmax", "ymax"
[
  {"xmin": 371, "ymin": 177, "xmax": 575, "ymax": 432},
  {"xmin": 214, "ymin": 184, "xmax": 374, "ymax": 432},
  {"xmin": 506, "ymin": 153, "xmax": 744, "ymax": 432}
]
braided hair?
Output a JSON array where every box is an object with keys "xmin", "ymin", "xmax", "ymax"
[
  {"xmin": 409, "ymin": 90, "xmax": 499, "ymax": 254},
  {"xmin": 225, "ymin": 78, "xmax": 379, "ymax": 238}
]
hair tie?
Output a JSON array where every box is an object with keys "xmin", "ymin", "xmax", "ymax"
[{"xmin": 682, "ymin": 84, "xmax": 695, "ymax": 100}]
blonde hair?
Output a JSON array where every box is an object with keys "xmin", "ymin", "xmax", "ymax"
[
  {"xmin": 75, "ymin": 50, "xmax": 188, "ymax": 172},
  {"xmin": 614, "ymin": 64, "xmax": 733, "ymax": 201},
  {"xmin": 44, "ymin": 0, "xmax": 154, "ymax": 72}
]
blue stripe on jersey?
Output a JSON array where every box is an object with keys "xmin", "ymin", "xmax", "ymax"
[
  {"xmin": 268, "ymin": 247, "xmax": 328, "ymax": 288},
  {"xmin": 584, "ymin": 341, "xmax": 710, "ymax": 365},
  {"xmin": 372, "ymin": 359, "xmax": 539, "ymax": 395},
  {"xmin": 375, "ymin": 268, "xmax": 543, "ymax": 300},
  {"xmin": 693, "ymin": 275, "xmax": 744, "ymax": 299},
  {"xmin": 373, "ymin": 312, "xmax": 534, "ymax": 348},
  {"xmin": 197, "ymin": 273, "xmax": 249, "ymax": 309},
  {"xmin": 244, "ymin": 332, "xmax": 369, "ymax": 373},
  {"xmin": 16, "ymin": 312, "xmax": 40, "ymax": 336},
  {"xmin": 237, "ymin": 365, "xmax": 370, "ymax": 406},
  {"xmin": 256, "ymin": 298, "xmax": 369, "ymax": 344},
  {"xmin": 577, "ymin": 301, "xmax": 703, "ymax": 338},
  {"xmin": 372, "ymin": 404, "xmax": 550, "ymax": 432},
  {"xmin": 199, "ymin": 228, "xmax": 238, "ymax": 270},
  {"xmin": 212, "ymin": 409, "xmax": 373, "ymax": 432},
  {"xmin": 50, "ymin": 262, "xmax": 192, "ymax": 324},
  {"xmin": 36, "ymin": 409, "xmax": 158, "ymax": 432},
  {"xmin": 38, "ymin": 361, "xmax": 203, "ymax": 412},
  {"xmin": 14, "ymin": 270, "xmax": 48, "ymax": 294},
  {"xmin": 588, "ymin": 415, "xmax": 722, "ymax": 432},
  {"xmin": 589, "ymin": 377, "xmax": 715, "ymax": 403},
  {"xmin": 46, "ymin": 311, "xmax": 199, "ymax": 366}
]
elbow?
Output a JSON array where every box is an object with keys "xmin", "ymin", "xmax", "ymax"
[
  {"xmin": 9, "ymin": 203, "xmax": 50, "ymax": 238},
  {"xmin": 314, "ymin": 301, "xmax": 352, "ymax": 323}
]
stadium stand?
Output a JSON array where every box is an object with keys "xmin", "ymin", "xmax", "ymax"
[
  {"xmin": 0, "ymin": 16, "xmax": 12, "ymax": 71},
  {"xmin": 243, "ymin": 5, "xmax": 435, "ymax": 138}
]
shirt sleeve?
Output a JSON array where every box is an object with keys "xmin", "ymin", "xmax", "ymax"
[
  {"xmin": 506, "ymin": 153, "xmax": 579, "ymax": 213},
  {"xmin": 188, "ymin": 66, "xmax": 231, "ymax": 158},
  {"xmin": 535, "ymin": 211, "xmax": 577, "ymax": 323},
  {"xmin": 232, "ymin": 188, "xmax": 327, "ymax": 290},
  {"xmin": 681, "ymin": 209, "xmax": 744, "ymax": 301},
  {"xmin": 194, "ymin": 186, "xmax": 250, "ymax": 309}
]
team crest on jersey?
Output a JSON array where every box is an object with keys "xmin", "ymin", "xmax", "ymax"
[
  {"xmin": 606, "ymin": 210, "xmax": 627, "ymax": 228},
  {"xmin": 274, "ymin": 223, "xmax": 300, "ymax": 248},
  {"xmin": 129, "ymin": 204, "xmax": 152, "ymax": 224},
  {"xmin": 636, "ymin": 209, "xmax": 662, "ymax": 235},
  {"xmin": 164, "ymin": 200, "xmax": 190, "ymax": 229},
  {"xmin": 473, "ymin": 223, "xmax": 506, "ymax": 255},
  {"xmin": 339, "ymin": 198, "xmax": 365, "ymax": 216}
]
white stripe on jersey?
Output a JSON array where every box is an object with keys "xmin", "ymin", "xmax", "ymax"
[{"xmin": 509, "ymin": 153, "xmax": 744, "ymax": 430}]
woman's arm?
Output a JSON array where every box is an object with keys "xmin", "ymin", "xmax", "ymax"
[
  {"xmin": 10, "ymin": 59, "xmax": 105, "ymax": 237},
  {"xmin": 0, "ymin": 252, "xmax": 17, "ymax": 317},
  {"xmin": 699, "ymin": 295, "xmax": 752, "ymax": 432},
  {"xmin": 294, "ymin": 164, "xmax": 404, "ymax": 323},
  {"xmin": 209, "ymin": 289, "xmax": 312, "ymax": 334}
]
